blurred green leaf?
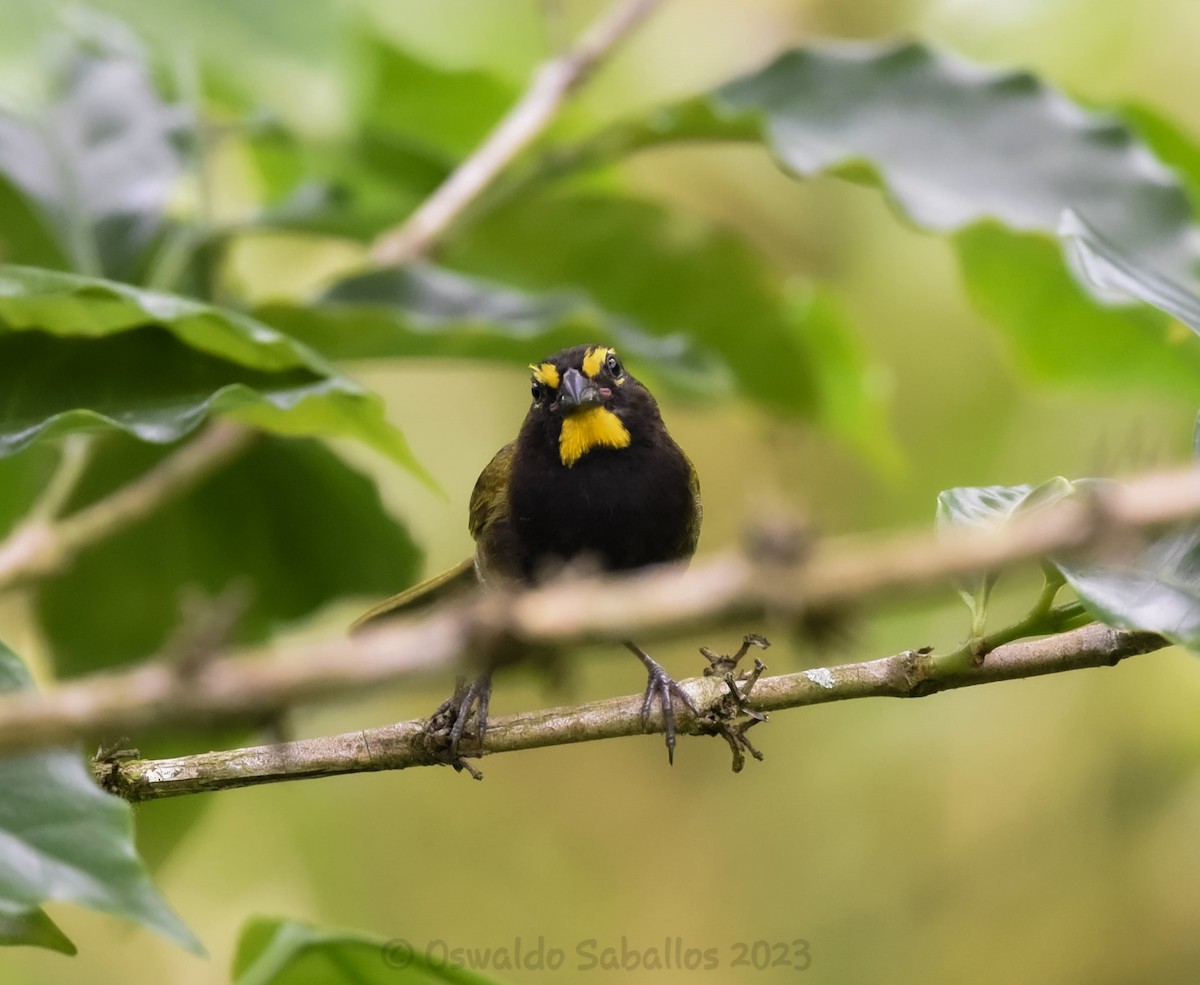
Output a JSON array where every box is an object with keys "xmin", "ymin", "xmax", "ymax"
[
  {"xmin": 356, "ymin": 38, "xmax": 513, "ymax": 159},
  {"xmin": 957, "ymin": 225, "xmax": 1200, "ymax": 396},
  {"xmin": 234, "ymin": 917, "xmax": 503, "ymax": 985},
  {"xmin": 257, "ymin": 262, "xmax": 721, "ymax": 389},
  {"xmin": 237, "ymin": 39, "xmax": 509, "ymax": 244},
  {"xmin": 0, "ymin": 642, "xmax": 201, "ymax": 954},
  {"xmin": 37, "ymin": 435, "xmax": 421, "ymax": 681},
  {"xmin": 0, "ymin": 907, "xmax": 76, "ymax": 955},
  {"xmin": 936, "ymin": 478, "xmax": 1074, "ymax": 630},
  {"xmin": 0, "ymin": 34, "xmax": 185, "ymax": 279},
  {"xmin": 0, "ymin": 265, "xmax": 423, "ymax": 471},
  {"xmin": 0, "ymin": 444, "xmax": 60, "ymax": 538},
  {"xmin": 938, "ymin": 477, "xmax": 1200, "ymax": 649},
  {"xmin": 1054, "ymin": 480, "xmax": 1200, "ymax": 652},
  {"xmin": 243, "ymin": 123, "xmax": 448, "ymax": 243},
  {"xmin": 1059, "ymin": 210, "xmax": 1200, "ymax": 334},
  {"xmin": 1122, "ymin": 102, "xmax": 1200, "ymax": 215},
  {"xmin": 448, "ymin": 191, "xmax": 867, "ymax": 415}
]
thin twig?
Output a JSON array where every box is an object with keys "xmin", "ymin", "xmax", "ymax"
[
  {"xmin": 369, "ymin": 0, "xmax": 664, "ymax": 265},
  {"xmin": 97, "ymin": 623, "xmax": 1168, "ymax": 801},
  {"xmin": 1, "ymin": 462, "xmax": 1198, "ymax": 761},
  {"xmin": 0, "ymin": 421, "xmax": 256, "ymax": 592}
]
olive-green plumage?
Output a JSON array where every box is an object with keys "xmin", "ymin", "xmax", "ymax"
[
  {"xmin": 353, "ymin": 344, "xmax": 701, "ymax": 765},
  {"xmin": 354, "ymin": 344, "xmax": 700, "ymax": 628}
]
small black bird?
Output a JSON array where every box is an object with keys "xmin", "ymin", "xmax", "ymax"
[{"xmin": 354, "ymin": 344, "xmax": 702, "ymax": 765}]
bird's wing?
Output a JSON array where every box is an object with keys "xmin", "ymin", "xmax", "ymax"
[
  {"xmin": 349, "ymin": 555, "xmax": 477, "ymax": 633},
  {"xmin": 680, "ymin": 453, "xmax": 703, "ymax": 558},
  {"xmin": 468, "ymin": 441, "xmax": 514, "ymax": 543},
  {"xmin": 351, "ymin": 443, "xmax": 517, "ymax": 633}
]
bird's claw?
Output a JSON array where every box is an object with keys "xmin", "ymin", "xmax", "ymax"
[
  {"xmin": 423, "ymin": 673, "xmax": 492, "ymax": 779},
  {"xmin": 697, "ymin": 636, "xmax": 771, "ymax": 772},
  {"xmin": 626, "ymin": 642, "xmax": 698, "ymax": 765}
]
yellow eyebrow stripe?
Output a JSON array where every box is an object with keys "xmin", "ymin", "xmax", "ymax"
[
  {"xmin": 530, "ymin": 362, "xmax": 560, "ymax": 388},
  {"xmin": 581, "ymin": 347, "xmax": 613, "ymax": 379}
]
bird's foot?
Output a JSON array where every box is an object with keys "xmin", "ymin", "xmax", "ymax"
[
  {"xmin": 625, "ymin": 642, "xmax": 699, "ymax": 765},
  {"xmin": 697, "ymin": 635, "xmax": 771, "ymax": 772},
  {"xmin": 422, "ymin": 672, "xmax": 492, "ymax": 779}
]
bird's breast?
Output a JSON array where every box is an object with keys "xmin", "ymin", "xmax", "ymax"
[{"xmin": 508, "ymin": 440, "xmax": 696, "ymax": 578}]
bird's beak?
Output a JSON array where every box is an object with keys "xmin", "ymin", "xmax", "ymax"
[{"xmin": 558, "ymin": 367, "xmax": 604, "ymax": 414}]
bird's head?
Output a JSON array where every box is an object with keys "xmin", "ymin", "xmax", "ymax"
[{"xmin": 524, "ymin": 344, "xmax": 662, "ymax": 468}]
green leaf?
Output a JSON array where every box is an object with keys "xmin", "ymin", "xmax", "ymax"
[
  {"xmin": 1053, "ymin": 480, "xmax": 1200, "ymax": 651},
  {"xmin": 243, "ymin": 122, "xmax": 449, "ymax": 243},
  {"xmin": 443, "ymin": 190, "xmax": 897, "ymax": 463},
  {"xmin": 0, "ymin": 907, "xmax": 77, "ymax": 955},
  {"xmin": 957, "ymin": 224, "xmax": 1200, "ymax": 396},
  {"xmin": 0, "ymin": 265, "xmax": 423, "ymax": 472},
  {"xmin": 234, "ymin": 917, "xmax": 504, "ymax": 985},
  {"xmin": 712, "ymin": 43, "xmax": 1195, "ymax": 274},
  {"xmin": 1121, "ymin": 102, "xmax": 1200, "ymax": 217},
  {"xmin": 356, "ymin": 38, "xmax": 514, "ymax": 159},
  {"xmin": 237, "ymin": 39, "xmax": 512, "ymax": 244},
  {"xmin": 555, "ymin": 40, "xmax": 1200, "ymax": 393},
  {"xmin": 0, "ymin": 642, "xmax": 201, "ymax": 954},
  {"xmin": 0, "ymin": 32, "xmax": 185, "ymax": 279},
  {"xmin": 257, "ymin": 262, "xmax": 722, "ymax": 389},
  {"xmin": 36, "ymin": 435, "xmax": 421, "ymax": 680},
  {"xmin": 937, "ymin": 478, "xmax": 1074, "ymax": 630},
  {"xmin": 1059, "ymin": 210, "xmax": 1200, "ymax": 336},
  {"xmin": 0, "ymin": 444, "xmax": 60, "ymax": 539},
  {"xmin": 938, "ymin": 478, "xmax": 1200, "ymax": 650}
]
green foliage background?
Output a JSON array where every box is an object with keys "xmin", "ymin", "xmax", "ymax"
[{"xmin": 3, "ymin": 0, "xmax": 1200, "ymax": 982}]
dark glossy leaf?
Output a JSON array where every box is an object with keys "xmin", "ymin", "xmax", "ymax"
[
  {"xmin": 0, "ymin": 35, "xmax": 186, "ymax": 279},
  {"xmin": 37, "ymin": 435, "xmax": 420, "ymax": 681},
  {"xmin": 0, "ymin": 642, "xmax": 200, "ymax": 954},
  {"xmin": 562, "ymin": 40, "xmax": 1200, "ymax": 392},
  {"xmin": 0, "ymin": 265, "xmax": 423, "ymax": 471},
  {"xmin": 711, "ymin": 43, "xmax": 1196, "ymax": 277},
  {"xmin": 234, "ymin": 917, "xmax": 502, "ymax": 985}
]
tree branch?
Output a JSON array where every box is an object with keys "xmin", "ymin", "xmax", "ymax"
[
  {"xmin": 0, "ymin": 421, "xmax": 256, "ymax": 592},
  {"xmin": 0, "ymin": 462, "xmax": 1197, "ymax": 764},
  {"xmin": 96, "ymin": 622, "xmax": 1168, "ymax": 801},
  {"xmin": 369, "ymin": 0, "xmax": 664, "ymax": 266}
]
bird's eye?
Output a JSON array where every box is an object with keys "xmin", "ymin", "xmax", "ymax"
[
  {"xmin": 605, "ymin": 353, "xmax": 622, "ymax": 376},
  {"xmin": 531, "ymin": 380, "xmax": 545, "ymax": 402}
]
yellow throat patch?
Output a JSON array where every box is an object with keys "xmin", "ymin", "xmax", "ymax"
[{"xmin": 559, "ymin": 406, "xmax": 630, "ymax": 467}]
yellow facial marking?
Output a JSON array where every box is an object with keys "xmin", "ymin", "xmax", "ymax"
[
  {"xmin": 581, "ymin": 346, "xmax": 614, "ymax": 379},
  {"xmin": 559, "ymin": 406, "xmax": 631, "ymax": 467},
  {"xmin": 530, "ymin": 362, "xmax": 560, "ymax": 389}
]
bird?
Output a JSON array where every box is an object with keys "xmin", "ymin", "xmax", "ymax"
[{"xmin": 353, "ymin": 344, "xmax": 703, "ymax": 767}]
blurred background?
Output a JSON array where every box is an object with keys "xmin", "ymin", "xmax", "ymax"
[{"xmin": 3, "ymin": 0, "xmax": 1200, "ymax": 982}]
